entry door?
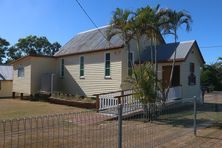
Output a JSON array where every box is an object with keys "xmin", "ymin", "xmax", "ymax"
[
  {"xmin": 162, "ymin": 66, "xmax": 171, "ymax": 88},
  {"xmin": 162, "ymin": 65, "xmax": 180, "ymax": 88}
]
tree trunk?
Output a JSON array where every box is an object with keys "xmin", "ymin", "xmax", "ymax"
[{"xmin": 165, "ymin": 29, "xmax": 177, "ymax": 101}]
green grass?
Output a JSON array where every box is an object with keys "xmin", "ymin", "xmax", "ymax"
[{"xmin": 0, "ymin": 99, "xmax": 88, "ymax": 120}]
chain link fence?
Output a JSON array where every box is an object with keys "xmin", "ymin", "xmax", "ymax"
[{"xmin": 0, "ymin": 95, "xmax": 221, "ymax": 147}]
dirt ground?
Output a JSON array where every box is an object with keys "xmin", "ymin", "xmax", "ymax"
[
  {"xmin": 0, "ymin": 99, "xmax": 87, "ymax": 120},
  {"xmin": 0, "ymin": 92, "xmax": 222, "ymax": 147}
]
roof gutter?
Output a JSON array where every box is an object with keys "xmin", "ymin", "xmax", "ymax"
[{"xmin": 54, "ymin": 45, "xmax": 124, "ymax": 58}]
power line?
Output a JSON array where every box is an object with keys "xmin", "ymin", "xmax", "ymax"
[
  {"xmin": 200, "ymin": 45, "xmax": 222, "ymax": 49},
  {"xmin": 75, "ymin": 0, "xmax": 221, "ymax": 50},
  {"xmin": 74, "ymin": 0, "xmax": 111, "ymax": 42}
]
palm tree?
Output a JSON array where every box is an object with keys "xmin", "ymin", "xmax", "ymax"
[
  {"xmin": 107, "ymin": 8, "xmax": 137, "ymax": 79},
  {"xmin": 134, "ymin": 5, "xmax": 169, "ymax": 101},
  {"xmin": 163, "ymin": 10, "xmax": 192, "ymax": 100},
  {"xmin": 107, "ymin": 8, "xmax": 133, "ymax": 52}
]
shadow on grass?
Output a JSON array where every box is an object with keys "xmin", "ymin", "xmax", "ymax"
[
  {"xmin": 124, "ymin": 102, "xmax": 222, "ymax": 129},
  {"xmin": 196, "ymin": 135, "xmax": 222, "ymax": 141},
  {"xmin": 197, "ymin": 102, "xmax": 222, "ymax": 112}
]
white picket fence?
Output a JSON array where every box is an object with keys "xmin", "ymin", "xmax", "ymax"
[{"xmin": 97, "ymin": 90, "xmax": 134, "ymax": 111}]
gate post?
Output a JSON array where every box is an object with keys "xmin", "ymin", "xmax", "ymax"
[
  {"xmin": 193, "ymin": 96, "xmax": 197, "ymax": 136},
  {"xmin": 117, "ymin": 104, "xmax": 123, "ymax": 148}
]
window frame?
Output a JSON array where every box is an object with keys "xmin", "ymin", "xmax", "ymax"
[
  {"xmin": 188, "ymin": 62, "xmax": 196, "ymax": 85},
  {"xmin": 79, "ymin": 56, "xmax": 85, "ymax": 79},
  {"xmin": 104, "ymin": 52, "xmax": 111, "ymax": 79},
  {"xmin": 128, "ymin": 51, "xmax": 134, "ymax": 76},
  {"xmin": 17, "ymin": 65, "xmax": 25, "ymax": 78},
  {"xmin": 60, "ymin": 59, "xmax": 64, "ymax": 78},
  {"xmin": 190, "ymin": 63, "xmax": 195, "ymax": 73}
]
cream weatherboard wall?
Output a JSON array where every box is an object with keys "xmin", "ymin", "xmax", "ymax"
[
  {"xmin": 0, "ymin": 81, "xmax": 12, "ymax": 97},
  {"xmin": 157, "ymin": 46, "xmax": 202, "ymax": 100},
  {"xmin": 31, "ymin": 57, "xmax": 57, "ymax": 95},
  {"xmin": 180, "ymin": 46, "xmax": 202, "ymax": 100},
  {"xmin": 13, "ymin": 58, "xmax": 32, "ymax": 95},
  {"xmin": 57, "ymin": 48, "xmax": 123, "ymax": 96}
]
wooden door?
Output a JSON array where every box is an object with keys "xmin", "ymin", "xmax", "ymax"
[{"xmin": 162, "ymin": 65, "xmax": 180, "ymax": 88}]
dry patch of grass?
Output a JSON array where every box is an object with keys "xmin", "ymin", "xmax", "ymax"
[{"xmin": 0, "ymin": 99, "xmax": 88, "ymax": 120}]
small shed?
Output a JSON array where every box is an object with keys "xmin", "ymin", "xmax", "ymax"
[{"xmin": 11, "ymin": 55, "xmax": 57, "ymax": 97}]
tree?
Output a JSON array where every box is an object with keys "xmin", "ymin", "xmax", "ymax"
[
  {"xmin": 45, "ymin": 42, "xmax": 61, "ymax": 56},
  {"xmin": 107, "ymin": 8, "xmax": 134, "ymax": 51},
  {"xmin": 0, "ymin": 37, "xmax": 10, "ymax": 63},
  {"xmin": 134, "ymin": 5, "xmax": 169, "ymax": 98},
  {"xmin": 6, "ymin": 46, "xmax": 23, "ymax": 63},
  {"xmin": 201, "ymin": 61, "xmax": 222, "ymax": 91},
  {"xmin": 162, "ymin": 10, "xmax": 192, "ymax": 100},
  {"xmin": 6, "ymin": 35, "xmax": 61, "ymax": 61},
  {"xmin": 108, "ymin": 6, "xmax": 167, "ymax": 119}
]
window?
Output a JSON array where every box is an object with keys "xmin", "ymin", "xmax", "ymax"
[
  {"xmin": 190, "ymin": 63, "xmax": 195, "ymax": 73},
  {"xmin": 18, "ymin": 66, "xmax": 24, "ymax": 77},
  {"xmin": 188, "ymin": 73, "xmax": 196, "ymax": 85},
  {"xmin": 128, "ymin": 52, "xmax": 134, "ymax": 76},
  {"xmin": 105, "ymin": 53, "xmax": 111, "ymax": 77},
  {"xmin": 60, "ymin": 59, "xmax": 64, "ymax": 78},
  {"xmin": 80, "ymin": 56, "xmax": 84, "ymax": 78},
  {"xmin": 188, "ymin": 62, "xmax": 196, "ymax": 85}
]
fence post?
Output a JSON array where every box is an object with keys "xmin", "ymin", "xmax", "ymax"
[
  {"xmin": 117, "ymin": 104, "xmax": 123, "ymax": 148},
  {"xmin": 12, "ymin": 92, "xmax": 15, "ymax": 98},
  {"xmin": 96, "ymin": 95, "xmax": 99, "ymax": 112},
  {"xmin": 193, "ymin": 96, "xmax": 197, "ymax": 136}
]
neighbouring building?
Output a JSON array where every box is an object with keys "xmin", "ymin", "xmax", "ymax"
[
  {"xmin": 11, "ymin": 25, "xmax": 205, "ymax": 101},
  {"xmin": 0, "ymin": 65, "xmax": 13, "ymax": 98}
]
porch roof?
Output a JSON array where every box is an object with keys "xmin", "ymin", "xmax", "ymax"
[{"xmin": 140, "ymin": 40, "xmax": 205, "ymax": 63}]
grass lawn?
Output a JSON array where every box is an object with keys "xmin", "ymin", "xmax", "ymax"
[{"xmin": 0, "ymin": 99, "xmax": 88, "ymax": 120}]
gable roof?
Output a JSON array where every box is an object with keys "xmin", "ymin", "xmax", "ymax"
[
  {"xmin": 139, "ymin": 40, "xmax": 205, "ymax": 64},
  {"xmin": 10, "ymin": 55, "xmax": 55, "ymax": 65},
  {"xmin": 54, "ymin": 25, "xmax": 165, "ymax": 57},
  {"xmin": 54, "ymin": 26, "xmax": 123, "ymax": 57},
  {"xmin": 0, "ymin": 65, "xmax": 13, "ymax": 80}
]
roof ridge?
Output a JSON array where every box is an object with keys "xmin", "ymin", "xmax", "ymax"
[
  {"xmin": 77, "ymin": 25, "xmax": 110, "ymax": 35},
  {"xmin": 179, "ymin": 40, "xmax": 196, "ymax": 43}
]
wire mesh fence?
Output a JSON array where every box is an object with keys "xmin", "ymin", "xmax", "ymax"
[{"xmin": 0, "ymin": 94, "xmax": 221, "ymax": 148}]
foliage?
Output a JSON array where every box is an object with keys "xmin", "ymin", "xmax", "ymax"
[
  {"xmin": 107, "ymin": 8, "xmax": 134, "ymax": 49},
  {"xmin": 127, "ymin": 63, "xmax": 157, "ymax": 104},
  {"xmin": 162, "ymin": 10, "xmax": 192, "ymax": 42},
  {"xmin": 0, "ymin": 37, "xmax": 10, "ymax": 63},
  {"xmin": 6, "ymin": 35, "xmax": 61, "ymax": 62},
  {"xmin": 162, "ymin": 10, "xmax": 192, "ymax": 99},
  {"xmin": 201, "ymin": 58, "xmax": 222, "ymax": 91}
]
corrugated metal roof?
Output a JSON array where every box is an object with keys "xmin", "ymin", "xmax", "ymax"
[
  {"xmin": 0, "ymin": 65, "xmax": 13, "ymax": 80},
  {"xmin": 54, "ymin": 26, "xmax": 123, "ymax": 57},
  {"xmin": 140, "ymin": 40, "xmax": 196, "ymax": 63}
]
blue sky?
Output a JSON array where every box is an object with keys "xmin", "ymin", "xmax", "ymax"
[{"xmin": 0, "ymin": 0, "xmax": 221, "ymax": 64}]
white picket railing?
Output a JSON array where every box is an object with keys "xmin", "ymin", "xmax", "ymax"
[{"xmin": 96, "ymin": 90, "xmax": 134, "ymax": 111}]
